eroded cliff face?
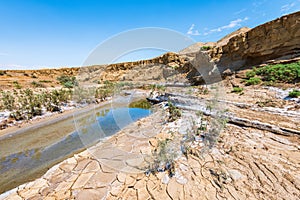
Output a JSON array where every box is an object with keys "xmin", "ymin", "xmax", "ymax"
[
  {"xmin": 78, "ymin": 52, "xmax": 191, "ymax": 83},
  {"xmin": 95, "ymin": 11, "xmax": 300, "ymax": 84},
  {"xmin": 210, "ymin": 11, "xmax": 300, "ymax": 72}
]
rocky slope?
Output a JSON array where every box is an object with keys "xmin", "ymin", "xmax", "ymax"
[{"xmin": 210, "ymin": 11, "xmax": 300, "ymax": 73}]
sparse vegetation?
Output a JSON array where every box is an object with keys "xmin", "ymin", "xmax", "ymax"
[
  {"xmin": 0, "ymin": 91, "xmax": 15, "ymax": 111},
  {"xmin": 31, "ymin": 81, "xmax": 45, "ymax": 88},
  {"xmin": 167, "ymin": 101, "xmax": 181, "ymax": 122},
  {"xmin": 255, "ymin": 62, "xmax": 300, "ymax": 83},
  {"xmin": 245, "ymin": 70, "xmax": 256, "ymax": 79},
  {"xmin": 145, "ymin": 136, "xmax": 179, "ymax": 177},
  {"xmin": 39, "ymin": 80, "xmax": 52, "ymax": 83},
  {"xmin": 150, "ymin": 84, "xmax": 166, "ymax": 92},
  {"xmin": 245, "ymin": 77, "xmax": 261, "ymax": 85},
  {"xmin": 201, "ymin": 87, "xmax": 209, "ymax": 95},
  {"xmin": 94, "ymin": 80, "xmax": 116, "ymax": 101},
  {"xmin": 288, "ymin": 89, "xmax": 300, "ymax": 98},
  {"xmin": 200, "ymin": 46, "xmax": 212, "ymax": 51},
  {"xmin": 231, "ymin": 86, "xmax": 244, "ymax": 93},
  {"xmin": 57, "ymin": 75, "xmax": 78, "ymax": 88},
  {"xmin": 13, "ymin": 81, "xmax": 22, "ymax": 89},
  {"xmin": 244, "ymin": 61, "xmax": 300, "ymax": 85},
  {"xmin": 0, "ymin": 88, "xmax": 73, "ymax": 120}
]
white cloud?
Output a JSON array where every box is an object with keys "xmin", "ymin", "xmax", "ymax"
[
  {"xmin": 204, "ymin": 17, "xmax": 249, "ymax": 36},
  {"xmin": 187, "ymin": 24, "xmax": 200, "ymax": 36},
  {"xmin": 234, "ymin": 8, "xmax": 247, "ymax": 15},
  {"xmin": 281, "ymin": 2, "xmax": 295, "ymax": 12}
]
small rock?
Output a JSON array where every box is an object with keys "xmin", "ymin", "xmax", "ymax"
[
  {"xmin": 228, "ymin": 169, "xmax": 243, "ymax": 181},
  {"xmin": 175, "ymin": 172, "xmax": 188, "ymax": 185},
  {"xmin": 162, "ymin": 174, "xmax": 170, "ymax": 184}
]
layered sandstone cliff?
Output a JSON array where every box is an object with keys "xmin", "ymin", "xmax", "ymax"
[{"xmin": 210, "ymin": 11, "xmax": 300, "ymax": 72}]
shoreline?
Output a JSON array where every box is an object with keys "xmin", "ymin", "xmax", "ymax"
[
  {"xmin": 0, "ymin": 102, "xmax": 109, "ymax": 140},
  {"xmin": 0, "ymin": 90, "xmax": 150, "ymax": 194},
  {"xmin": 0, "ymin": 89, "xmax": 149, "ymax": 140},
  {"xmin": 0, "ymin": 107, "xmax": 161, "ymax": 198}
]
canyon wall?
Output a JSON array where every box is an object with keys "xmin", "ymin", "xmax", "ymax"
[{"xmin": 210, "ymin": 11, "xmax": 300, "ymax": 72}]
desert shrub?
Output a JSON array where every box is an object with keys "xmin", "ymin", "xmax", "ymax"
[
  {"xmin": 0, "ymin": 91, "xmax": 15, "ymax": 111},
  {"xmin": 150, "ymin": 84, "xmax": 166, "ymax": 92},
  {"xmin": 167, "ymin": 101, "xmax": 181, "ymax": 122},
  {"xmin": 254, "ymin": 62, "xmax": 300, "ymax": 83},
  {"xmin": 231, "ymin": 87, "xmax": 244, "ymax": 93},
  {"xmin": 39, "ymin": 80, "xmax": 52, "ymax": 83},
  {"xmin": 57, "ymin": 75, "xmax": 78, "ymax": 88},
  {"xmin": 9, "ymin": 89, "xmax": 43, "ymax": 120},
  {"xmin": 246, "ymin": 71, "xmax": 256, "ymax": 79},
  {"xmin": 31, "ymin": 81, "xmax": 45, "ymax": 88},
  {"xmin": 145, "ymin": 137, "xmax": 179, "ymax": 177},
  {"xmin": 115, "ymin": 81, "xmax": 134, "ymax": 89},
  {"xmin": 0, "ymin": 70, "xmax": 6, "ymax": 76},
  {"xmin": 13, "ymin": 81, "xmax": 22, "ymax": 89},
  {"xmin": 202, "ymin": 88, "xmax": 209, "ymax": 95},
  {"xmin": 94, "ymin": 81, "xmax": 117, "ymax": 101},
  {"xmin": 200, "ymin": 46, "xmax": 212, "ymax": 51},
  {"xmin": 73, "ymin": 87, "xmax": 97, "ymax": 104},
  {"xmin": 245, "ymin": 77, "xmax": 261, "ymax": 85},
  {"xmin": 288, "ymin": 89, "xmax": 300, "ymax": 98}
]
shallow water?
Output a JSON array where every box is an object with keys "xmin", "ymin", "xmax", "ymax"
[{"xmin": 0, "ymin": 106, "xmax": 151, "ymax": 194}]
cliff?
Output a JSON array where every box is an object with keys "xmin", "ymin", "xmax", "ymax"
[{"xmin": 210, "ymin": 11, "xmax": 300, "ymax": 72}]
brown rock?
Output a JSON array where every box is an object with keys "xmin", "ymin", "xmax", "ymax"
[
  {"xmin": 71, "ymin": 172, "xmax": 94, "ymax": 189},
  {"xmin": 211, "ymin": 11, "xmax": 300, "ymax": 72},
  {"xmin": 74, "ymin": 188, "xmax": 108, "ymax": 200}
]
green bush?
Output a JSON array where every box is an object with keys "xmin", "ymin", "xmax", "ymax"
[
  {"xmin": 254, "ymin": 61, "xmax": 300, "ymax": 83},
  {"xmin": 245, "ymin": 77, "xmax": 261, "ymax": 86},
  {"xmin": 31, "ymin": 81, "xmax": 45, "ymax": 88},
  {"xmin": 231, "ymin": 87, "xmax": 244, "ymax": 93},
  {"xmin": 39, "ymin": 80, "xmax": 52, "ymax": 83},
  {"xmin": 246, "ymin": 71, "xmax": 256, "ymax": 79},
  {"xmin": 200, "ymin": 46, "xmax": 212, "ymax": 51},
  {"xmin": 57, "ymin": 75, "xmax": 78, "ymax": 88},
  {"xmin": 0, "ymin": 91, "xmax": 15, "ymax": 111},
  {"xmin": 13, "ymin": 81, "xmax": 22, "ymax": 89},
  {"xmin": 288, "ymin": 89, "xmax": 300, "ymax": 98},
  {"xmin": 167, "ymin": 101, "xmax": 181, "ymax": 122}
]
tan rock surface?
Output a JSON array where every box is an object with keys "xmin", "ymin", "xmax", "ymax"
[{"xmin": 1, "ymin": 86, "xmax": 299, "ymax": 200}]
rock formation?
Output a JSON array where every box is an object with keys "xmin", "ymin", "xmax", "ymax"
[{"xmin": 210, "ymin": 11, "xmax": 300, "ymax": 73}]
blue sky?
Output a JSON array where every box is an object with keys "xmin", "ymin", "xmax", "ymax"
[{"xmin": 0, "ymin": 0, "xmax": 299, "ymax": 69}]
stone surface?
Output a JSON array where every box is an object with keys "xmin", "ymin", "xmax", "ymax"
[{"xmin": 211, "ymin": 11, "xmax": 300, "ymax": 72}]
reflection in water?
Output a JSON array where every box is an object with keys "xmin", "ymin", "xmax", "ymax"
[{"xmin": 0, "ymin": 107, "xmax": 151, "ymax": 194}]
